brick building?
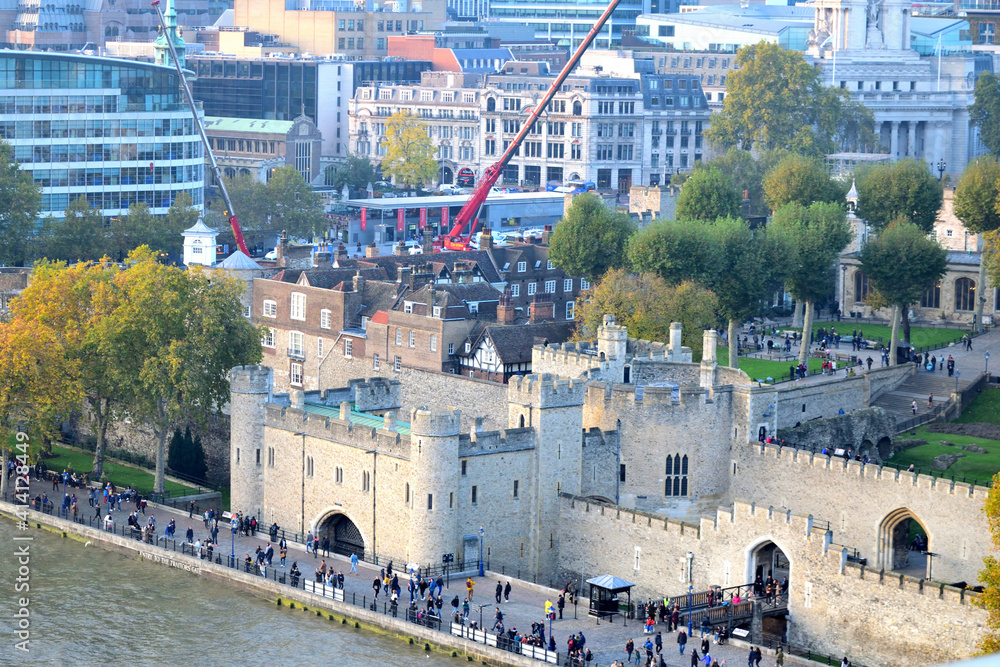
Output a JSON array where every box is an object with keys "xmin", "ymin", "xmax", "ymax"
[{"xmin": 203, "ymin": 115, "xmax": 323, "ymax": 186}]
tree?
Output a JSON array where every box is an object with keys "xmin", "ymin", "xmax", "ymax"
[
  {"xmin": 769, "ymin": 202, "xmax": 852, "ymax": 365},
  {"xmin": 971, "ymin": 72, "xmax": 1000, "ymax": 158},
  {"xmin": 110, "ymin": 203, "xmax": 156, "ymax": 261},
  {"xmin": 168, "ymin": 425, "xmax": 207, "ymax": 482},
  {"xmin": 211, "ymin": 168, "xmax": 324, "ymax": 246},
  {"xmin": 0, "ymin": 140, "xmax": 42, "ymax": 266},
  {"xmin": 763, "ymin": 154, "xmax": 845, "ymax": 212},
  {"xmin": 159, "ymin": 191, "xmax": 201, "ymax": 259},
  {"xmin": 954, "ymin": 158, "xmax": 1000, "ymax": 332},
  {"xmin": 980, "ymin": 470, "xmax": 1000, "ymax": 654},
  {"xmin": 575, "ymin": 269, "xmax": 718, "ymax": 359},
  {"xmin": 674, "ymin": 167, "xmax": 741, "ymax": 222},
  {"xmin": 549, "ymin": 193, "xmax": 635, "ymax": 281},
  {"xmin": 627, "ymin": 217, "xmax": 720, "ymax": 287},
  {"xmin": 855, "ymin": 159, "xmax": 944, "ymax": 234},
  {"xmin": 329, "ymin": 153, "xmax": 378, "ymax": 196},
  {"xmin": 37, "ymin": 197, "xmax": 109, "ymax": 262},
  {"xmin": 704, "ymin": 41, "xmax": 874, "ymax": 157},
  {"xmin": 10, "ymin": 259, "xmax": 123, "ymax": 478},
  {"xmin": 209, "ymin": 174, "xmax": 270, "ymax": 245},
  {"xmin": 859, "ymin": 219, "xmax": 948, "ymax": 362},
  {"xmin": 98, "ymin": 248, "xmax": 262, "ymax": 492},
  {"xmin": 380, "ymin": 111, "xmax": 438, "ymax": 189},
  {"xmin": 690, "ymin": 148, "xmax": 774, "ymax": 218},
  {"xmin": 707, "ymin": 217, "xmax": 784, "ymax": 368}
]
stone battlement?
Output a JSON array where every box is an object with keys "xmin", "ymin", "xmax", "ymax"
[
  {"xmin": 751, "ymin": 441, "xmax": 990, "ymax": 500},
  {"xmin": 532, "ymin": 343, "xmax": 609, "ymax": 376},
  {"xmin": 586, "ymin": 381, "xmax": 713, "ymax": 409},
  {"xmin": 508, "ymin": 373, "xmax": 586, "ymax": 407},
  {"xmin": 410, "ymin": 408, "xmax": 461, "ymax": 437},
  {"xmin": 264, "ymin": 403, "xmax": 409, "ymax": 458},
  {"xmin": 229, "ymin": 365, "xmax": 273, "ymax": 395},
  {"xmin": 349, "ymin": 377, "xmax": 402, "ymax": 413},
  {"xmin": 842, "ymin": 560, "xmax": 979, "ymax": 605},
  {"xmin": 459, "ymin": 426, "xmax": 536, "ymax": 456}
]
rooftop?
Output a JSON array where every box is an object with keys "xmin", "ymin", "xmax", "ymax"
[
  {"xmin": 203, "ymin": 116, "xmax": 296, "ymax": 134},
  {"xmin": 301, "ymin": 401, "xmax": 412, "ymax": 436}
]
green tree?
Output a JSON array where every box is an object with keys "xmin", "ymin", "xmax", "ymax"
[
  {"xmin": 110, "ymin": 203, "xmax": 156, "ymax": 261},
  {"xmin": 855, "ymin": 158, "xmax": 944, "ymax": 234},
  {"xmin": 380, "ymin": 111, "xmax": 438, "ymax": 189},
  {"xmin": 159, "ymin": 191, "xmax": 201, "ymax": 260},
  {"xmin": 954, "ymin": 157, "xmax": 1000, "ymax": 332},
  {"xmin": 0, "ymin": 141, "xmax": 42, "ymax": 266},
  {"xmin": 211, "ymin": 168, "xmax": 324, "ymax": 247},
  {"xmin": 97, "ymin": 247, "xmax": 263, "ymax": 492},
  {"xmin": 548, "ymin": 193, "xmax": 635, "ymax": 281},
  {"xmin": 704, "ymin": 42, "xmax": 874, "ymax": 157},
  {"xmin": 37, "ymin": 196, "xmax": 109, "ymax": 262},
  {"xmin": 209, "ymin": 174, "xmax": 270, "ymax": 245},
  {"xmin": 707, "ymin": 217, "xmax": 784, "ymax": 368},
  {"xmin": 971, "ymin": 72, "xmax": 1000, "ymax": 158},
  {"xmin": 575, "ymin": 269, "xmax": 718, "ymax": 359},
  {"xmin": 696, "ymin": 148, "xmax": 774, "ymax": 218},
  {"xmin": 763, "ymin": 154, "xmax": 845, "ymax": 211},
  {"xmin": 168, "ymin": 425, "xmax": 207, "ymax": 482},
  {"xmin": 859, "ymin": 219, "xmax": 948, "ymax": 361},
  {"xmin": 769, "ymin": 202, "xmax": 851, "ymax": 365},
  {"xmin": 980, "ymin": 470, "xmax": 1000, "ymax": 654},
  {"xmin": 627, "ymin": 217, "xmax": 720, "ymax": 286},
  {"xmin": 329, "ymin": 153, "xmax": 378, "ymax": 196},
  {"xmin": 674, "ymin": 167, "xmax": 742, "ymax": 222}
]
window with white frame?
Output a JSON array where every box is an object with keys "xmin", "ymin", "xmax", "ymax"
[
  {"xmin": 262, "ymin": 328, "xmax": 275, "ymax": 348},
  {"xmin": 430, "ymin": 334, "xmax": 437, "ymax": 352},
  {"xmin": 263, "ymin": 300, "xmax": 277, "ymax": 318},
  {"xmin": 290, "ymin": 293, "xmax": 306, "ymax": 321},
  {"xmin": 408, "ymin": 330, "xmax": 415, "ymax": 348},
  {"xmin": 290, "ymin": 362, "xmax": 303, "ymax": 386},
  {"xmin": 527, "ymin": 282, "xmax": 537, "ymax": 295},
  {"xmin": 373, "ymin": 353, "xmax": 380, "ymax": 370},
  {"xmin": 420, "ymin": 90, "xmax": 433, "ymax": 101},
  {"xmin": 581, "ymin": 279, "xmax": 591, "ymax": 290},
  {"xmin": 563, "ymin": 278, "xmax": 573, "ymax": 292},
  {"xmin": 361, "ymin": 315, "xmax": 368, "ymax": 331},
  {"xmin": 288, "ymin": 331, "xmax": 304, "ymax": 356},
  {"xmin": 393, "ymin": 355, "xmax": 401, "ymax": 371},
  {"xmin": 566, "ymin": 301, "xmax": 575, "ymax": 320},
  {"xmin": 547, "ymin": 260, "xmax": 554, "ymax": 269},
  {"xmin": 433, "ymin": 306, "xmax": 442, "ymax": 318},
  {"xmin": 544, "ymin": 280, "xmax": 556, "ymax": 293},
  {"xmin": 395, "ymin": 328, "xmax": 402, "ymax": 346},
  {"xmin": 243, "ymin": 305, "xmax": 252, "ymax": 318},
  {"xmin": 448, "ymin": 343, "xmax": 454, "ymax": 355},
  {"xmin": 320, "ymin": 309, "xmax": 331, "ymax": 329},
  {"xmin": 517, "ymin": 261, "xmax": 526, "ymax": 272},
  {"xmin": 317, "ymin": 337, "xmax": 324, "ymax": 358},
  {"xmin": 465, "ymin": 341, "xmax": 471, "ymax": 353},
  {"xmin": 344, "ymin": 338, "xmax": 353, "ymax": 358},
  {"xmin": 511, "ymin": 284, "xmax": 520, "ymax": 297},
  {"xmin": 404, "ymin": 301, "xmax": 413, "ymax": 314}
]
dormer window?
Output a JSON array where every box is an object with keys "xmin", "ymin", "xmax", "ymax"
[
  {"xmin": 468, "ymin": 302, "xmax": 479, "ymax": 314},
  {"xmin": 517, "ymin": 261, "xmax": 526, "ymax": 272},
  {"xmin": 404, "ymin": 301, "xmax": 413, "ymax": 314},
  {"xmin": 547, "ymin": 260, "xmax": 554, "ymax": 270},
  {"xmin": 465, "ymin": 341, "xmax": 471, "ymax": 353},
  {"xmin": 433, "ymin": 306, "xmax": 442, "ymax": 318}
]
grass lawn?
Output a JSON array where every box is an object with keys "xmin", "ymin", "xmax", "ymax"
[
  {"xmin": 954, "ymin": 390, "xmax": 1000, "ymax": 427},
  {"xmin": 884, "ymin": 426, "xmax": 1000, "ymax": 486},
  {"xmin": 45, "ymin": 444, "xmax": 198, "ymax": 497},
  {"xmin": 789, "ymin": 322, "xmax": 968, "ymax": 351},
  {"xmin": 718, "ymin": 347, "xmax": 825, "ymax": 382}
]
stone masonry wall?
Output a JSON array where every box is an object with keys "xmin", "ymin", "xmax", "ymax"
[
  {"xmin": 777, "ymin": 408, "xmax": 896, "ymax": 458},
  {"xmin": 556, "ymin": 495, "xmax": 985, "ymax": 667},
  {"xmin": 729, "ymin": 442, "xmax": 990, "ymax": 583}
]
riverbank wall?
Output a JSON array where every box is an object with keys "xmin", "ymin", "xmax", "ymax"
[{"xmin": 0, "ymin": 502, "xmax": 542, "ymax": 667}]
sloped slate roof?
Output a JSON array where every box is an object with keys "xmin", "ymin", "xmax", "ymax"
[
  {"xmin": 586, "ymin": 575, "xmax": 635, "ymax": 591},
  {"xmin": 215, "ymin": 250, "xmax": 261, "ymax": 270}
]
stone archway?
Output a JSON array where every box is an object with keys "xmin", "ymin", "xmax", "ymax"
[
  {"xmin": 316, "ymin": 511, "xmax": 366, "ymax": 558},
  {"xmin": 747, "ymin": 539, "xmax": 790, "ymax": 584},
  {"xmin": 878, "ymin": 508, "xmax": 929, "ymax": 577}
]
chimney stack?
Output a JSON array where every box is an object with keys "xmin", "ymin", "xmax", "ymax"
[
  {"xmin": 480, "ymin": 227, "xmax": 494, "ymax": 250},
  {"xmin": 394, "ymin": 240, "xmax": 407, "ymax": 256},
  {"xmin": 352, "ymin": 271, "xmax": 365, "ymax": 293},
  {"xmin": 422, "ymin": 227, "xmax": 434, "ymax": 255},
  {"xmin": 365, "ymin": 242, "xmax": 379, "ymax": 258},
  {"xmin": 313, "ymin": 249, "xmax": 332, "ymax": 267},
  {"xmin": 497, "ymin": 289, "xmax": 517, "ymax": 325},
  {"xmin": 541, "ymin": 225, "xmax": 553, "ymax": 244},
  {"xmin": 528, "ymin": 294, "xmax": 555, "ymax": 323}
]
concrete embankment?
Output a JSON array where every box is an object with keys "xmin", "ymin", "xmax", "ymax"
[{"xmin": 0, "ymin": 502, "xmax": 540, "ymax": 667}]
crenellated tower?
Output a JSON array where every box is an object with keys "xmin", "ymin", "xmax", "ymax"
[
  {"xmin": 408, "ymin": 408, "xmax": 462, "ymax": 567},
  {"xmin": 228, "ymin": 365, "xmax": 273, "ymax": 518}
]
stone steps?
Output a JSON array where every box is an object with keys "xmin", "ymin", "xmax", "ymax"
[{"xmin": 871, "ymin": 370, "xmax": 972, "ymax": 424}]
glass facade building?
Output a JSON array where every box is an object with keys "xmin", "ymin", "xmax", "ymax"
[{"xmin": 0, "ymin": 51, "xmax": 204, "ymax": 219}]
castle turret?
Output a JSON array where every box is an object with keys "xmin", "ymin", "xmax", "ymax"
[
  {"xmin": 597, "ymin": 314, "xmax": 628, "ymax": 383},
  {"xmin": 228, "ymin": 365, "xmax": 273, "ymax": 518},
  {"xmin": 408, "ymin": 408, "xmax": 461, "ymax": 567}
]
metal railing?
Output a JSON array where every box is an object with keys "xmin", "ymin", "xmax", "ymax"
[{"xmin": 6, "ymin": 493, "xmax": 559, "ymax": 666}]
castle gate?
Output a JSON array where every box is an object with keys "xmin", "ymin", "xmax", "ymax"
[{"xmin": 316, "ymin": 511, "xmax": 366, "ymax": 557}]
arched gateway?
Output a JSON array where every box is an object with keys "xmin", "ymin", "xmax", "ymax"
[{"xmin": 315, "ymin": 511, "xmax": 366, "ymax": 557}]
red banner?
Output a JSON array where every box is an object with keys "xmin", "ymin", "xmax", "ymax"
[
  {"xmin": 397, "ymin": 207, "xmax": 404, "ymax": 232},
  {"xmin": 360, "ymin": 207, "xmax": 367, "ymax": 231},
  {"xmin": 441, "ymin": 206, "xmax": 449, "ymax": 232},
  {"xmin": 419, "ymin": 207, "xmax": 427, "ymax": 229}
]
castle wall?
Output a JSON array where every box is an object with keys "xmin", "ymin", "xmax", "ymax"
[
  {"xmin": 556, "ymin": 495, "xmax": 985, "ymax": 667},
  {"xmin": 630, "ymin": 360, "xmax": 701, "ymax": 386},
  {"xmin": 774, "ymin": 375, "xmax": 867, "ymax": 429},
  {"xmin": 530, "ymin": 342, "xmax": 607, "ymax": 380},
  {"xmin": 730, "ymin": 442, "xmax": 990, "ymax": 583},
  {"xmin": 580, "ymin": 428, "xmax": 619, "ymax": 503}
]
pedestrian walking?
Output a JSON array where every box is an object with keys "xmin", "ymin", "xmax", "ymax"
[
  {"xmin": 306, "ymin": 531, "xmax": 313, "ymax": 553},
  {"xmin": 626, "ymin": 638, "xmax": 634, "ymax": 663},
  {"xmin": 495, "ymin": 581, "xmax": 503, "ymax": 603},
  {"xmin": 558, "ymin": 593, "xmax": 565, "ymax": 619},
  {"xmin": 504, "ymin": 580, "xmax": 512, "ymax": 602},
  {"xmin": 928, "ymin": 394, "xmax": 934, "ymax": 408},
  {"xmin": 189, "ymin": 499, "xmax": 195, "ymax": 518},
  {"xmin": 911, "ymin": 400, "xmax": 917, "ymax": 415},
  {"xmin": 322, "ymin": 536, "xmax": 330, "ymax": 557},
  {"xmin": 313, "ymin": 535, "xmax": 319, "ymax": 557},
  {"xmin": 466, "ymin": 577, "xmax": 475, "ymax": 601},
  {"xmin": 350, "ymin": 552, "xmax": 359, "ymax": 574},
  {"xmin": 776, "ymin": 647, "xmax": 784, "ymax": 666},
  {"xmin": 678, "ymin": 630, "xmax": 687, "ymax": 655}
]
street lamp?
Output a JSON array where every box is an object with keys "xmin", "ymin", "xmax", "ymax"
[
  {"xmin": 955, "ymin": 370, "xmax": 961, "ymax": 393},
  {"xmin": 986, "ymin": 352, "xmax": 991, "ymax": 376},
  {"xmin": 686, "ymin": 551, "xmax": 694, "ymax": 637},
  {"xmin": 840, "ymin": 265, "xmax": 848, "ymax": 320},
  {"xmin": 230, "ymin": 516, "xmax": 238, "ymax": 568},
  {"xmin": 924, "ymin": 551, "xmax": 938, "ymax": 581},
  {"xmin": 937, "ymin": 159, "xmax": 947, "ymax": 181},
  {"xmin": 61, "ymin": 470, "xmax": 68, "ymax": 519},
  {"xmin": 478, "ymin": 526, "xmax": 485, "ymax": 577}
]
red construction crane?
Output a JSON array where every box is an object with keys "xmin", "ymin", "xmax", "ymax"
[
  {"xmin": 440, "ymin": 0, "xmax": 624, "ymax": 251},
  {"xmin": 151, "ymin": 0, "xmax": 251, "ymax": 257}
]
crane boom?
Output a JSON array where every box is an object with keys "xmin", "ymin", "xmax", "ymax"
[
  {"xmin": 150, "ymin": 0, "xmax": 251, "ymax": 257},
  {"xmin": 442, "ymin": 0, "xmax": 624, "ymax": 251}
]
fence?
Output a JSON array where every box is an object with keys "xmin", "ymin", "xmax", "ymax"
[{"xmin": 5, "ymin": 493, "xmax": 561, "ymax": 667}]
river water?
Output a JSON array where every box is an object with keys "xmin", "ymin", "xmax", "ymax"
[{"xmin": 0, "ymin": 520, "xmax": 455, "ymax": 666}]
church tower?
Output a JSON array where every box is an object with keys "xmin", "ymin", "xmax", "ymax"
[{"xmin": 154, "ymin": 0, "xmax": 187, "ymax": 69}]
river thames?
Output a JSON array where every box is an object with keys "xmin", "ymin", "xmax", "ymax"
[{"xmin": 0, "ymin": 519, "xmax": 455, "ymax": 666}]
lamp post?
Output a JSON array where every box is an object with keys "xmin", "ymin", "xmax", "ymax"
[
  {"xmin": 937, "ymin": 159, "xmax": 947, "ymax": 181},
  {"xmin": 61, "ymin": 470, "xmax": 68, "ymax": 518},
  {"xmin": 924, "ymin": 551, "xmax": 937, "ymax": 581},
  {"xmin": 955, "ymin": 370, "xmax": 960, "ymax": 393},
  {"xmin": 841, "ymin": 265, "xmax": 848, "ymax": 319},
  {"xmin": 687, "ymin": 583, "xmax": 693, "ymax": 638},
  {"xmin": 478, "ymin": 526, "xmax": 485, "ymax": 577},
  {"xmin": 230, "ymin": 516, "xmax": 238, "ymax": 567},
  {"xmin": 986, "ymin": 352, "xmax": 991, "ymax": 376}
]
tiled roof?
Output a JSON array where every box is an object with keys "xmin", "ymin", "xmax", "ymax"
[{"xmin": 479, "ymin": 322, "xmax": 574, "ymax": 364}]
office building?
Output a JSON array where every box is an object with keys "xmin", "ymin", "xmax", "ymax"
[
  {"xmin": 487, "ymin": 0, "xmax": 675, "ymax": 49},
  {"xmin": 0, "ymin": 50, "xmax": 204, "ymax": 219}
]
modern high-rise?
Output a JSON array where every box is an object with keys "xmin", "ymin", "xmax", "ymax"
[{"xmin": 0, "ymin": 51, "xmax": 204, "ymax": 219}]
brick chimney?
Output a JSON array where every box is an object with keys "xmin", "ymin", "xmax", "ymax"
[
  {"xmin": 365, "ymin": 243, "xmax": 379, "ymax": 258},
  {"xmin": 541, "ymin": 225, "xmax": 553, "ymax": 244},
  {"xmin": 352, "ymin": 271, "xmax": 365, "ymax": 293},
  {"xmin": 335, "ymin": 243, "xmax": 349, "ymax": 261},
  {"xmin": 313, "ymin": 247, "xmax": 332, "ymax": 267},
  {"xmin": 393, "ymin": 241, "xmax": 407, "ymax": 256},
  {"xmin": 480, "ymin": 227, "xmax": 493, "ymax": 250},
  {"xmin": 422, "ymin": 227, "xmax": 434, "ymax": 255},
  {"xmin": 528, "ymin": 293, "xmax": 554, "ymax": 323},
  {"xmin": 397, "ymin": 266, "xmax": 412, "ymax": 284},
  {"xmin": 497, "ymin": 289, "xmax": 516, "ymax": 325}
]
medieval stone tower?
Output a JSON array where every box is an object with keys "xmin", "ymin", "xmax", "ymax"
[
  {"xmin": 408, "ymin": 408, "xmax": 462, "ymax": 567},
  {"xmin": 228, "ymin": 365, "xmax": 272, "ymax": 519},
  {"xmin": 508, "ymin": 374, "xmax": 586, "ymax": 581},
  {"xmin": 597, "ymin": 315, "xmax": 628, "ymax": 383}
]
